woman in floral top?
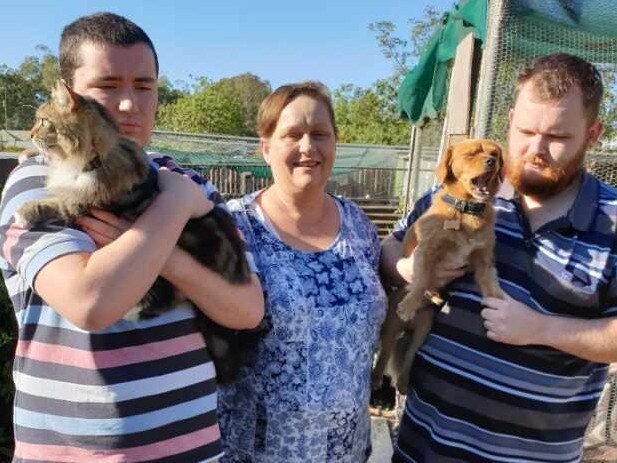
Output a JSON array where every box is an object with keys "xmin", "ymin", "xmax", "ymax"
[{"xmin": 218, "ymin": 82, "xmax": 386, "ymax": 462}]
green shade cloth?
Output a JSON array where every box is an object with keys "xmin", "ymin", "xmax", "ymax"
[
  {"xmin": 511, "ymin": 1, "xmax": 617, "ymax": 62},
  {"xmin": 517, "ymin": 0, "xmax": 617, "ymax": 40},
  {"xmin": 398, "ymin": 0, "xmax": 487, "ymax": 124},
  {"xmin": 149, "ymin": 146, "xmax": 406, "ymax": 179}
]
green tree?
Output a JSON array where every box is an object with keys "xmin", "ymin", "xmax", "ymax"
[
  {"xmin": 216, "ymin": 73, "xmax": 271, "ymax": 136},
  {"xmin": 333, "ymin": 5, "xmax": 443, "ymax": 145},
  {"xmin": 157, "ymin": 76, "xmax": 186, "ymax": 106},
  {"xmin": 369, "ymin": 6, "xmax": 442, "ymax": 78},
  {"xmin": 156, "ymin": 80, "xmax": 245, "ymax": 134},
  {"xmin": 334, "ymin": 78, "xmax": 410, "ymax": 145},
  {"xmin": 0, "ymin": 45, "xmax": 60, "ymax": 130},
  {"xmin": 0, "ymin": 69, "xmax": 39, "ymax": 130}
]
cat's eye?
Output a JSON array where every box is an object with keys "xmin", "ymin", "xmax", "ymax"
[{"xmin": 41, "ymin": 118, "xmax": 51, "ymax": 128}]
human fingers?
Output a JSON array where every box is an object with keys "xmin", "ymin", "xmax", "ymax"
[
  {"xmin": 88, "ymin": 209, "xmax": 131, "ymax": 229},
  {"xmin": 480, "ymin": 307, "xmax": 500, "ymax": 321},
  {"xmin": 77, "ymin": 222, "xmax": 115, "ymax": 247}
]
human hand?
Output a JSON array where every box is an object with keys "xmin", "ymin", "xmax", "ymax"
[
  {"xmin": 75, "ymin": 209, "xmax": 131, "ymax": 247},
  {"xmin": 430, "ymin": 260, "xmax": 468, "ymax": 290},
  {"xmin": 481, "ymin": 293, "xmax": 545, "ymax": 345},
  {"xmin": 395, "ymin": 253, "xmax": 467, "ymax": 287},
  {"xmin": 157, "ymin": 168, "xmax": 214, "ymax": 218}
]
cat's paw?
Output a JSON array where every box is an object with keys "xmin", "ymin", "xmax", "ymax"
[{"xmin": 14, "ymin": 207, "xmax": 37, "ymax": 228}]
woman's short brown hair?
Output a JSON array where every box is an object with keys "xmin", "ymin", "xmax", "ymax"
[{"xmin": 257, "ymin": 81, "xmax": 338, "ymax": 139}]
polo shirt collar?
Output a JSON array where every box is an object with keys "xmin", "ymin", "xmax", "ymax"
[{"xmin": 497, "ymin": 171, "xmax": 598, "ymax": 232}]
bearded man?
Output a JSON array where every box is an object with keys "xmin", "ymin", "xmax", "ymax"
[{"xmin": 381, "ymin": 53, "xmax": 617, "ymax": 462}]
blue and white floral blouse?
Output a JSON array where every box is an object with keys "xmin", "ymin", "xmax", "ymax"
[{"xmin": 219, "ymin": 192, "xmax": 387, "ymax": 463}]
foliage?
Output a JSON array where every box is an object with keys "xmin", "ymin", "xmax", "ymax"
[
  {"xmin": 156, "ymin": 79, "xmax": 245, "ymax": 134},
  {"xmin": 0, "ymin": 145, "xmax": 23, "ymax": 153},
  {"xmin": 599, "ymin": 69, "xmax": 617, "ymax": 144},
  {"xmin": 369, "ymin": 6, "xmax": 443, "ymax": 78},
  {"xmin": 156, "ymin": 74, "xmax": 270, "ymax": 136},
  {"xmin": 0, "ymin": 45, "xmax": 59, "ymax": 130},
  {"xmin": 332, "ymin": 5, "xmax": 444, "ymax": 145},
  {"xmin": 334, "ymin": 77, "xmax": 410, "ymax": 145},
  {"xmin": 157, "ymin": 76, "xmax": 187, "ymax": 107},
  {"xmin": 216, "ymin": 73, "xmax": 271, "ymax": 136}
]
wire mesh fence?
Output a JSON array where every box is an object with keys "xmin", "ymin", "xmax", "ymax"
[
  {"xmin": 474, "ymin": 0, "xmax": 617, "ymax": 187},
  {"xmin": 149, "ymin": 130, "xmax": 413, "ymax": 202}
]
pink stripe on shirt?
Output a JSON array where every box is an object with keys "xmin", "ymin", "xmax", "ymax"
[
  {"xmin": 2, "ymin": 224, "xmax": 27, "ymax": 263},
  {"xmin": 14, "ymin": 423, "xmax": 221, "ymax": 462},
  {"xmin": 16, "ymin": 332, "xmax": 206, "ymax": 369}
]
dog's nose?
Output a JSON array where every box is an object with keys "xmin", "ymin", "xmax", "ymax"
[{"xmin": 485, "ymin": 157, "xmax": 496, "ymax": 168}]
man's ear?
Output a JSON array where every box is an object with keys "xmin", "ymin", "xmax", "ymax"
[
  {"xmin": 586, "ymin": 120, "xmax": 604, "ymax": 149},
  {"xmin": 260, "ymin": 138, "xmax": 271, "ymax": 166},
  {"xmin": 436, "ymin": 146, "xmax": 455, "ymax": 184}
]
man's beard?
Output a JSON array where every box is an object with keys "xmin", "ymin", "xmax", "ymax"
[{"xmin": 505, "ymin": 144, "xmax": 586, "ymax": 199}]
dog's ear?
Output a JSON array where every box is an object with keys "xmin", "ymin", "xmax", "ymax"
[{"xmin": 436, "ymin": 146, "xmax": 455, "ymax": 184}]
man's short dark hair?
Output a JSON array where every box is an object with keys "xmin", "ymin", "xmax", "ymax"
[
  {"xmin": 514, "ymin": 53, "xmax": 603, "ymax": 124},
  {"xmin": 59, "ymin": 12, "xmax": 159, "ymax": 86}
]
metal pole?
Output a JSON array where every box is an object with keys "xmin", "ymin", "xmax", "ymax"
[{"xmin": 403, "ymin": 125, "xmax": 419, "ymax": 213}]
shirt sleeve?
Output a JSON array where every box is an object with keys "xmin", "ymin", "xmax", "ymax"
[
  {"xmin": 148, "ymin": 152, "xmax": 257, "ymax": 274},
  {"xmin": 0, "ymin": 158, "xmax": 96, "ymax": 292},
  {"xmin": 391, "ymin": 188, "xmax": 436, "ymax": 241},
  {"xmin": 147, "ymin": 152, "xmax": 226, "ymax": 207},
  {"xmin": 355, "ymin": 202, "xmax": 381, "ymax": 271},
  {"xmin": 226, "ymin": 198, "xmax": 259, "ymax": 274}
]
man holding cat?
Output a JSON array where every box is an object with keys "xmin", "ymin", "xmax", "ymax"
[
  {"xmin": 382, "ymin": 53, "xmax": 617, "ymax": 462},
  {"xmin": 0, "ymin": 12, "xmax": 263, "ymax": 463}
]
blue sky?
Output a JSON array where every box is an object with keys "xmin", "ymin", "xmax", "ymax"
[{"xmin": 0, "ymin": 0, "xmax": 455, "ymax": 91}]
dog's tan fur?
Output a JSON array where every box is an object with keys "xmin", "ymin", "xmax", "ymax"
[{"xmin": 373, "ymin": 139, "xmax": 505, "ymax": 394}]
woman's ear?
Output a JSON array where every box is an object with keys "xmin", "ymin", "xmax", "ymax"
[
  {"xmin": 436, "ymin": 146, "xmax": 454, "ymax": 184},
  {"xmin": 260, "ymin": 138, "xmax": 271, "ymax": 166}
]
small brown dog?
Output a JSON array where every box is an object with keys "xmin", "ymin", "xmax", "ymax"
[{"xmin": 373, "ymin": 139, "xmax": 505, "ymax": 394}]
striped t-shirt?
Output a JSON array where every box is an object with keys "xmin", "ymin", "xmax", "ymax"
[
  {"xmin": 1, "ymin": 152, "xmax": 247, "ymax": 462},
  {"xmin": 392, "ymin": 172, "xmax": 617, "ymax": 463}
]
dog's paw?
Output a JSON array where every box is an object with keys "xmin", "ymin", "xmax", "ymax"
[
  {"xmin": 396, "ymin": 304, "xmax": 414, "ymax": 323},
  {"xmin": 396, "ymin": 375, "xmax": 410, "ymax": 395}
]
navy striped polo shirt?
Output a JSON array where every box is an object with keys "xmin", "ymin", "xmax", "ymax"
[{"xmin": 392, "ymin": 172, "xmax": 617, "ymax": 463}]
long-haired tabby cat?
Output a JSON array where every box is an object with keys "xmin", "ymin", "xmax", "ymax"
[{"xmin": 17, "ymin": 80, "xmax": 260, "ymax": 384}]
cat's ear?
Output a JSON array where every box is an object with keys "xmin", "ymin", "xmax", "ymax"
[{"xmin": 52, "ymin": 80, "xmax": 81, "ymax": 112}]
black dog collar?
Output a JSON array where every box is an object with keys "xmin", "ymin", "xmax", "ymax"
[{"xmin": 441, "ymin": 194, "xmax": 487, "ymax": 216}]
